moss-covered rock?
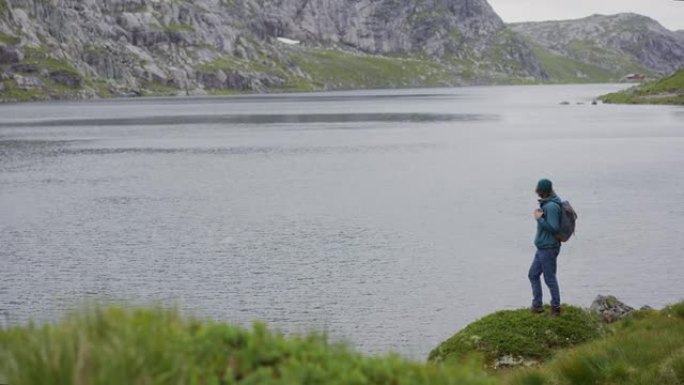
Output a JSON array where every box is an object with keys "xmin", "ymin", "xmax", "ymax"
[{"xmin": 428, "ymin": 305, "xmax": 604, "ymax": 368}]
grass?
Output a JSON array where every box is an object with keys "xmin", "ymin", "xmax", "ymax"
[
  {"xmin": 141, "ymin": 81, "xmax": 180, "ymax": 96},
  {"xmin": 0, "ymin": 31, "xmax": 20, "ymax": 45},
  {"xmin": 164, "ymin": 22, "xmax": 194, "ymax": 33},
  {"xmin": 289, "ymin": 49, "xmax": 455, "ymax": 90},
  {"xmin": 0, "ymin": 306, "xmax": 494, "ymax": 385},
  {"xmin": 530, "ymin": 45, "xmax": 617, "ymax": 83},
  {"xmin": 0, "ymin": 79, "xmax": 46, "ymax": 102},
  {"xmin": 600, "ymin": 69, "xmax": 684, "ymax": 105},
  {"xmin": 2, "ymin": 301, "xmax": 683, "ymax": 384},
  {"xmin": 564, "ymin": 40, "xmax": 651, "ymax": 77},
  {"xmin": 20, "ymin": 49, "xmax": 81, "ymax": 77},
  {"xmin": 503, "ymin": 304, "xmax": 684, "ymax": 385},
  {"xmin": 196, "ymin": 56, "xmax": 263, "ymax": 73},
  {"xmin": 85, "ymin": 79, "xmax": 113, "ymax": 98},
  {"xmin": 195, "ymin": 48, "xmax": 457, "ymax": 93},
  {"xmin": 428, "ymin": 305, "xmax": 604, "ymax": 368}
]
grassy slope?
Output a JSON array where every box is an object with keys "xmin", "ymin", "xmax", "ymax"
[
  {"xmin": 195, "ymin": 47, "xmax": 458, "ymax": 93},
  {"xmin": 2, "ymin": 302, "xmax": 683, "ymax": 385},
  {"xmin": 0, "ymin": 47, "xmax": 86, "ymax": 102},
  {"xmin": 530, "ymin": 45, "xmax": 616, "ymax": 83},
  {"xmin": 600, "ymin": 69, "xmax": 684, "ymax": 105},
  {"xmin": 428, "ymin": 305, "xmax": 604, "ymax": 367},
  {"xmin": 289, "ymin": 49, "xmax": 456, "ymax": 90},
  {"xmin": 1, "ymin": 46, "xmax": 461, "ymax": 102},
  {"xmin": 504, "ymin": 302, "xmax": 684, "ymax": 385},
  {"xmin": 526, "ymin": 40, "xmax": 652, "ymax": 84}
]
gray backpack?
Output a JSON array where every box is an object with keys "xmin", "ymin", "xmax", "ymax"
[{"xmin": 555, "ymin": 201, "xmax": 577, "ymax": 242}]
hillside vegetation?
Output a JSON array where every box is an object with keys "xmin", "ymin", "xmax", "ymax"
[
  {"xmin": 0, "ymin": 306, "xmax": 492, "ymax": 385},
  {"xmin": 600, "ymin": 69, "xmax": 684, "ymax": 105},
  {"xmin": 1, "ymin": 301, "xmax": 683, "ymax": 385},
  {"xmin": 504, "ymin": 302, "xmax": 684, "ymax": 385}
]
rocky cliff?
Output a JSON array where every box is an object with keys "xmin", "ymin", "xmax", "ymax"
[
  {"xmin": 0, "ymin": 0, "xmax": 546, "ymax": 101},
  {"xmin": 511, "ymin": 13, "xmax": 684, "ymax": 82}
]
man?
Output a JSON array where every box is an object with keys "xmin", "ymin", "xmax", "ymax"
[{"xmin": 529, "ymin": 178, "xmax": 562, "ymax": 316}]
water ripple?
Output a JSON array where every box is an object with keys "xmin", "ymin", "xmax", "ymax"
[{"xmin": 0, "ymin": 113, "xmax": 499, "ymax": 128}]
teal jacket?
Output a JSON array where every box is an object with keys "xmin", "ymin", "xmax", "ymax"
[{"xmin": 535, "ymin": 194, "xmax": 562, "ymax": 249}]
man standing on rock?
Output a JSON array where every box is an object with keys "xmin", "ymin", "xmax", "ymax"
[{"xmin": 529, "ymin": 178, "xmax": 562, "ymax": 316}]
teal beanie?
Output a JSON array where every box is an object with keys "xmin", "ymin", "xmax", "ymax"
[{"xmin": 536, "ymin": 178, "xmax": 553, "ymax": 194}]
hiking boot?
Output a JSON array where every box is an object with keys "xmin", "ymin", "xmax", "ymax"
[
  {"xmin": 529, "ymin": 305, "xmax": 545, "ymax": 314},
  {"xmin": 549, "ymin": 306, "xmax": 562, "ymax": 317}
]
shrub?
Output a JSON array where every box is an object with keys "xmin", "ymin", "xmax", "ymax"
[{"xmin": 664, "ymin": 301, "xmax": 684, "ymax": 319}]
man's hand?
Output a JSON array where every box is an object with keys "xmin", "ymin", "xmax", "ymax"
[{"xmin": 534, "ymin": 209, "xmax": 544, "ymax": 220}]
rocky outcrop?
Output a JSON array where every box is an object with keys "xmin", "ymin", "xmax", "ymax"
[
  {"xmin": 254, "ymin": 0, "xmax": 506, "ymax": 56},
  {"xmin": 0, "ymin": 0, "xmax": 547, "ymax": 101},
  {"xmin": 511, "ymin": 13, "xmax": 684, "ymax": 77},
  {"xmin": 0, "ymin": 43, "xmax": 23, "ymax": 64},
  {"xmin": 590, "ymin": 295, "xmax": 636, "ymax": 323},
  {"xmin": 49, "ymin": 70, "xmax": 83, "ymax": 88}
]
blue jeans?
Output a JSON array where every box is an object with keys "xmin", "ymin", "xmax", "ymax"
[{"xmin": 528, "ymin": 247, "xmax": 561, "ymax": 308}]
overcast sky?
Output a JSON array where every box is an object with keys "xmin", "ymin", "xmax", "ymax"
[{"xmin": 487, "ymin": 0, "xmax": 684, "ymax": 31}]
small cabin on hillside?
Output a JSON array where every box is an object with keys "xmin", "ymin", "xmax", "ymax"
[{"xmin": 621, "ymin": 73, "xmax": 647, "ymax": 82}]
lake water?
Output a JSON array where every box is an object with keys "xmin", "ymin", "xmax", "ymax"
[{"xmin": 1, "ymin": 84, "xmax": 683, "ymax": 359}]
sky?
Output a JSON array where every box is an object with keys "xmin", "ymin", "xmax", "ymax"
[{"xmin": 487, "ymin": 0, "xmax": 684, "ymax": 31}]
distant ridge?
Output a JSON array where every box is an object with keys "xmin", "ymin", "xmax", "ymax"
[{"xmin": 510, "ymin": 13, "xmax": 684, "ymax": 82}]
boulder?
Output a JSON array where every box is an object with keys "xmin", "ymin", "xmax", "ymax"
[
  {"xmin": 9, "ymin": 63, "xmax": 41, "ymax": 74},
  {"xmin": 225, "ymin": 70, "xmax": 285, "ymax": 92},
  {"xmin": 49, "ymin": 70, "xmax": 83, "ymax": 88},
  {"xmin": 14, "ymin": 74, "xmax": 44, "ymax": 89},
  {"xmin": 590, "ymin": 295, "xmax": 635, "ymax": 323},
  {"xmin": 0, "ymin": 44, "xmax": 24, "ymax": 64},
  {"xmin": 198, "ymin": 70, "xmax": 227, "ymax": 89},
  {"xmin": 494, "ymin": 355, "xmax": 540, "ymax": 369}
]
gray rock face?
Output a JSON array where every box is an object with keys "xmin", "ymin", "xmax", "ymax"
[
  {"xmin": 0, "ymin": 0, "xmax": 545, "ymax": 100},
  {"xmin": 49, "ymin": 70, "xmax": 83, "ymax": 88},
  {"xmin": 14, "ymin": 74, "xmax": 44, "ymax": 89},
  {"xmin": 511, "ymin": 13, "xmax": 684, "ymax": 76},
  {"xmin": 8, "ymin": 63, "xmax": 40, "ymax": 74},
  {"xmin": 254, "ymin": 0, "xmax": 505, "ymax": 56},
  {"xmin": 590, "ymin": 295, "xmax": 635, "ymax": 323},
  {"xmin": 0, "ymin": 44, "xmax": 23, "ymax": 64}
]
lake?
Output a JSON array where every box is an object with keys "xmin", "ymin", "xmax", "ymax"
[{"xmin": 1, "ymin": 84, "xmax": 683, "ymax": 359}]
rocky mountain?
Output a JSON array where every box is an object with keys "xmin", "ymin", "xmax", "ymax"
[
  {"xmin": 510, "ymin": 13, "xmax": 684, "ymax": 82},
  {"xmin": 0, "ymin": 0, "xmax": 546, "ymax": 101}
]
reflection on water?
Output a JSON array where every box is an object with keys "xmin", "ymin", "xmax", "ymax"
[
  {"xmin": 0, "ymin": 112, "xmax": 498, "ymax": 128},
  {"xmin": 1, "ymin": 85, "xmax": 684, "ymax": 359}
]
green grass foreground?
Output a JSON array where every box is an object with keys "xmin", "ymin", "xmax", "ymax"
[
  {"xmin": 504, "ymin": 302, "xmax": 684, "ymax": 385},
  {"xmin": 0, "ymin": 307, "xmax": 492, "ymax": 385},
  {"xmin": 600, "ymin": 69, "xmax": 684, "ymax": 105},
  {"xmin": 1, "ymin": 302, "xmax": 683, "ymax": 385}
]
